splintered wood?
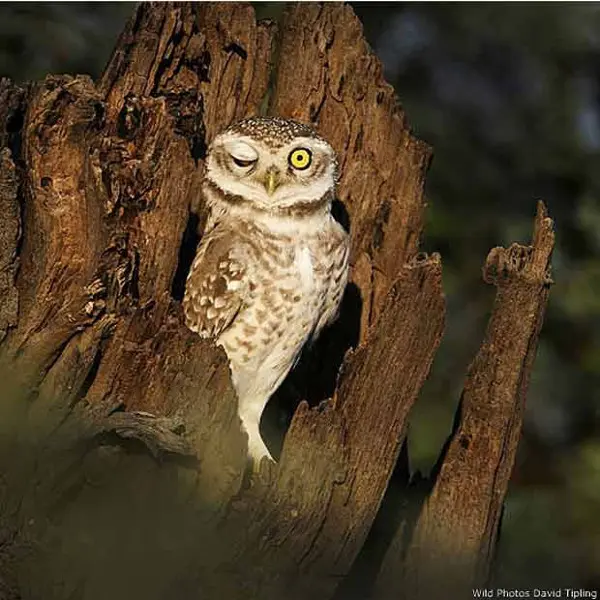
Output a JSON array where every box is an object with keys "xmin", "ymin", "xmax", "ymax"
[{"xmin": 373, "ymin": 203, "xmax": 554, "ymax": 600}]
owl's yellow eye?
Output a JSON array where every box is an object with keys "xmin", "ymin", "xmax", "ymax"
[{"xmin": 288, "ymin": 148, "xmax": 312, "ymax": 170}]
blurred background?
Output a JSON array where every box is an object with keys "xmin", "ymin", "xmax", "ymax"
[{"xmin": 0, "ymin": 0, "xmax": 598, "ymax": 592}]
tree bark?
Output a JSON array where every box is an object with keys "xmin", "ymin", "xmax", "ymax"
[
  {"xmin": 0, "ymin": 3, "xmax": 553, "ymax": 600},
  {"xmin": 372, "ymin": 203, "xmax": 554, "ymax": 600}
]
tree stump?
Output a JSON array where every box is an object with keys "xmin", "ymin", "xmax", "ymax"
[{"xmin": 0, "ymin": 3, "xmax": 554, "ymax": 600}]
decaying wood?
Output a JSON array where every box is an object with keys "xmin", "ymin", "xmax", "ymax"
[
  {"xmin": 0, "ymin": 78, "xmax": 25, "ymax": 346},
  {"xmin": 0, "ymin": 148, "xmax": 19, "ymax": 344},
  {"xmin": 372, "ymin": 202, "xmax": 554, "ymax": 600},
  {"xmin": 0, "ymin": 3, "xmax": 553, "ymax": 600}
]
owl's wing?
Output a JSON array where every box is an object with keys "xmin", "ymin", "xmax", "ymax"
[{"xmin": 183, "ymin": 232, "xmax": 249, "ymax": 339}]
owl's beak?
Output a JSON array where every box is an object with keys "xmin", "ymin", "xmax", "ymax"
[{"xmin": 263, "ymin": 167, "xmax": 281, "ymax": 196}]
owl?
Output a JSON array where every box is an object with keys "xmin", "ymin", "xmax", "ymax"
[{"xmin": 183, "ymin": 116, "xmax": 350, "ymax": 470}]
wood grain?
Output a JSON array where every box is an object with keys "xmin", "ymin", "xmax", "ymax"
[{"xmin": 373, "ymin": 203, "xmax": 554, "ymax": 600}]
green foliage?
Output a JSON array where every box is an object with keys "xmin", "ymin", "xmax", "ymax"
[{"xmin": 0, "ymin": 3, "xmax": 133, "ymax": 82}]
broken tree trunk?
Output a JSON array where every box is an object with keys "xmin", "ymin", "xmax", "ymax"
[{"xmin": 0, "ymin": 3, "xmax": 553, "ymax": 600}]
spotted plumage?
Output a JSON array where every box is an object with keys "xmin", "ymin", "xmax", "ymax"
[{"xmin": 183, "ymin": 116, "xmax": 350, "ymax": 469}]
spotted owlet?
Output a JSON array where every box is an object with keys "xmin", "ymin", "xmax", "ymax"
[{"xmin": 183, "ymin": 116, "xmax": 350, "ymax": 469}]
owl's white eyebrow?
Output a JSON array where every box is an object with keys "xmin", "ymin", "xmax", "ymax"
[{"xmin": 223, "ymin": 140, "xmax": 258, "ymax": 161}]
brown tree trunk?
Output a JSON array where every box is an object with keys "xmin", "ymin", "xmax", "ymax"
[{"xmin": 0, "ymin": 3, "xmax": 553, "ymax": 600}]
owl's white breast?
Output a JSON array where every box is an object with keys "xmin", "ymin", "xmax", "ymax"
[{"xmin": 295, "ymin": 245, "xmax": 315, "ymax": 292}]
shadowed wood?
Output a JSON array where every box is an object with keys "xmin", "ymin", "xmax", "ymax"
[
  {"xmin": 0, "ymin": 148, "xmax": 19, "ymax": 343},
  {"xmin": 372, "ymin": 202, "xmax": 555, "ymax": 600}
]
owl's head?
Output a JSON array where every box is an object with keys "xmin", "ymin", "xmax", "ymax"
[{"xmin": 204, "ymin": 117, "xmax": 338, "ymax": 215}]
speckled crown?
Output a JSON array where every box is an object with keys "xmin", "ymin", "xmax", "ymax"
[{"xmin": 224, "ymin": 116, "xmax": 321, "ymax": 148}]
